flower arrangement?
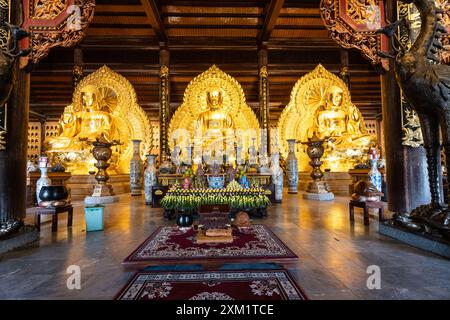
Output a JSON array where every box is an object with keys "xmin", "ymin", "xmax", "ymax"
[
  {"xmin": 183, "ymin": 167, "xmax": 194, "ymax": 179},
  {"xmin": 235, "ymin": 166, "xmax": 246, "ymax": 180},
  {"xmin": 160, "ymin": 187, "xmax": 271, "ymax": 211},
  {"xmin": 226, "ymin": 180, "xmax": 242, "ymax": 190}
]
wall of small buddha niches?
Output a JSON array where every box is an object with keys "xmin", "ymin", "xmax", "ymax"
[
  {"xmin": 27, "ymin": 120, "xmax": 161, "ymax": 164},
  {"xmin": 27, "ymin": 123, "xmax": 41, "ymax": 162},
  {"xmin": 27, "ymin": 121, "xmax": 59, "ymax": 162}
]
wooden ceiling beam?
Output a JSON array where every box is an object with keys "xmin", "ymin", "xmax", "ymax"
[
  {"xmin": 258, "ymin": 0, "xmax": 286, "ymax": 42},
  {"xmin": 140, "ymin": 0, "xmax": 167, "ymax": 43}
]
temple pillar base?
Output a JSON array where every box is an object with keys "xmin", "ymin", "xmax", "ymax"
[
  {"xmin": 306, "ymin": 180, "xmax": 331, "ymax": 194},
  {"xmin": 0, "ymin": 226, "xmax": 39, "ymax": 255},
  {"xmin": 299, "ymin": 172, "xmax": 352, "ymax": 196},
  {"xmin": 303, "ymin": 192, "xmax": 335, "ymax": 201},
  {"xmin": 379, "ymin": 221, "xmax": 450, "ymax": 259},
  {"xmin": 92, "ymin": 184, "xmax": 114, "ymax": 197},
  {"xmin": 84, "ymin": 195, "xmax": 119, "ymax": 205},
  {"xmin": 67, "ymin": 174, "xmax": 130, "ymax": 200}
]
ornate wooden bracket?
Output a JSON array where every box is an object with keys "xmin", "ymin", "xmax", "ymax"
[
  {"xmin": 20, "ymin": 0, "xmax": 95, "ymax": 68},
  {"xmin": 320, "ymin": 0, "xmax": 389, "ymax": 71},
  {"xmin": 437, "ymin": 0, "xmax": 450, "ymax": 64}
]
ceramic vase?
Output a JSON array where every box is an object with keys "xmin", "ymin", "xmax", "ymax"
[
  {"xmin": 286, "ymin": 139, "xmax": 298, "ymax": 194},
  {"xmin": 36, "ymin": 167, "xmax": 51, "ymax": 204},
  {"xmin": 270, "ymin": 152, "xmax": 283, "ymax": 202},
  {"xmin": 144, "ymin": 154, "xmax": 158, "ymax": 205},
  {"xmin": 130, "ymin": 139, "xmax": 143, "ymax": 196},
  {"xmin": 368, "ymin": 159, "xmax": 382, "ymax": 192},
  {"xmin": 239, "ymin": 175, "xmax": 250, "ymax": 189}
]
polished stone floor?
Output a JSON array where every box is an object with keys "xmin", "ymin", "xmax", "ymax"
[{"xmin": 1, "ymin": 190, "xmax": 450, "ymax": 300}]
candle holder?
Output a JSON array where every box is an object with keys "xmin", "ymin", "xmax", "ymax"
[
  {"xmin": 301, "ymin": 133, "xmax": 334, "ymax": 200},
  {"xmin": 82, "ymin": 137, "xmax": 122, "ymax": 198}
]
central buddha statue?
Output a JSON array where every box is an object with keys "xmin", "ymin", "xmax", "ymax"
[
  {"xmin": 196, "ymin": 90, "xmax": 234, "ymax": 155},
  {"xmin": 168, "ymin": 65, "xmax": 261, "ymax": 166},
  {"xmin": 198, "ymin": 90, "xmax": 234, "ymax": 137}
]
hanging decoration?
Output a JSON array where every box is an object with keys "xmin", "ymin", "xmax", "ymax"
[
  {"xmin": 20, "ymin": 0, "xmax": 95, "ymax": 68},
  {"xmin": 320, "ymin": 0, "xmax": 389, "ymax": 70}
]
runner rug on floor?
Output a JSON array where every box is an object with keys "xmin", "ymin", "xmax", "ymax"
[
  {"xmin": 115, "ymin": 269, "xmax": 308, "ymax": 300},
  {"xmin": 123, "ymin": 224, "xmax": 298, "ymax": 267}
]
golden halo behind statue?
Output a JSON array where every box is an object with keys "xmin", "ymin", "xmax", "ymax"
[
  {"xmin": 168, "ymin": 65, "xmax": 260, "ymax": 157},
  {"xmin": 47, "ymin": 65, "xmax": 153, "ymax": 174},
  {"xmin": 278, "ymin": 64, "xmax": 373, "ymax": 172}
]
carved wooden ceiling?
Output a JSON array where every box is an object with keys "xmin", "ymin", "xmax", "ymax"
[{"xmin": 29, "ymin": 0, "xmax": 382, "ymax": 123}]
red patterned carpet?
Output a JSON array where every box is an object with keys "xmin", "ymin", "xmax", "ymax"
[
  {"xmin": 115, "ymin": 270, "xmax": 308, "ymax": 300},
  {"xmin": 123, "ymin": 225, "xmax": 298, "ymax": 268}
]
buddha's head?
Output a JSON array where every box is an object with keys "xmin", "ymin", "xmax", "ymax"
[
  {"xmin": 81, "ymin": 86, "xmax": 99, "ymax": 111},
  {"xmin": 206, "ymin": 90, "xmax": 223, "ymax": 109},
  {"xmin": 327, "ymin": 86, "xmax": 344, "ymax": 109}
]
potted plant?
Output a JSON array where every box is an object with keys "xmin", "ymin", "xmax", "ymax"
[{"xmin": 84, "ymin": 204, "xmax": 104, "ymax": 232}]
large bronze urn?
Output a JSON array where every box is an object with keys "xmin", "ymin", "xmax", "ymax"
[{"xmin": 302, "ymin": 132, "xmax": 334, "ymax": 200}]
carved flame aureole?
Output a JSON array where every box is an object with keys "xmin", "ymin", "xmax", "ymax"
[
  {"xmin": 277, "ymin": 64, "xmax": 372, "ymax": 172},
  {"xmin": 47, "ymin": 66, "xmax": 153, "ymax": 174},
  {"xmin": 168, "ymin": 65, "xmax": 260, "ymax": 157}
]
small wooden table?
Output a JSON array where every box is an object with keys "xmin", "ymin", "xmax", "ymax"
[
  {"xmin": 349, "ymin": 200, "xmax": 385, "ymax": 226},
  {"xmin": 35, "ymin": 205, "xmax": 73, "ymax": 232}
]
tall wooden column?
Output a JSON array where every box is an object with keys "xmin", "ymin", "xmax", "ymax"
[
  {"xmin": 339, "ymin": 49, "xmax": 351, "ymax": 89},
  {"xmin": 0, "ymin": 3, "xmax": 30, "ymax": 224},
  {"xmin": 73, "ymin": 47, "xmax": 84, "ymax": 89},
  {"xmin": 258, "ymin": 43, "xmax": 270, "ymax": 154},
  {"xmin": 381, "ymin": 1, "xmax": 431, "ymax": 213},
  {"xmin": 159, "ymin": 45, "xmax": 170, "ymax": 159}
]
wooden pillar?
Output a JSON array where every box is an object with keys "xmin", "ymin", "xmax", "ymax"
[
  {"xmin": 73, "ymin": 47, "xmax": 84, "ymax": 89},
  {"xmin": 0, "ymin": 3, "xmax": 30, "ymax": 224},
  {"xmin": 339, "ymin": 49, "xmax": 351, "ymax": 89},
  {"xmin": 258, "ymin": 42, "xmax": 270, "ymax": 154},
  {"xmin": 159, "ymin": 45, "xmax": 170, "ymax": 159},
  {"xmin": 381, "ymin": 1, "xmax": 431, "ymax": 213}
]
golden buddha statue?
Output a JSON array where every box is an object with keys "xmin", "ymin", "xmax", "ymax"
[
  {"xmin": 198, "ymin": 90, "xmax": 234, "ymax": 136},
  {"xmin": 46, "ymin": 86, "xmax": 116, "ymax": 152},
  {"xmin": 278, "ymin": 64, "xmax": 377, "ymax": 172},
  {"xmin": 168, "ymin": 65, "xmax": 260, "ymax": 164},
  {"xmin": 45, "ymin": 105, "xmax": 80, "ymax": 151},
  {"xmin": 197, "ymin": 90, "xmax": 234, "ymax": 152},
  {"xmin": 45, "ymin": 66, "xmax": 153, "ymax": 175},
  {"xmin": 310, "ymin": 86, "xmax": 376, "ymax": 170},
  {"xmin": 76, "ymin": 87, "xmax": 116, "ymax": 143},
  {"xmin": 313, "ymin": 86, "xmax": 347, "ymax": 140}
]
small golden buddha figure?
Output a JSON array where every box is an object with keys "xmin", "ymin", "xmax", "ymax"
[
  {"xmin": 46, "ymin": 105, "xmax": 80, "ymax": 151},
  {"xmin": 345, "ymin": 103, "xmax": 377, "ymax": 148},
  {"xmin": 313, "ymin": 86, "xmax": 348, "ymax": 140},
  {"xmin": 77, "ymin": 88, "xmax": 115, "ymax": 143}
]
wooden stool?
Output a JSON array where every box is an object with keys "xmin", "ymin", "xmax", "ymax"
[
  {"xmin": 35, "ymin": 205, "xmax": 73, "ymax": 232},
  {"xmin": 349, "ymin": 200, "xmax": 385, "ymax": 226}
]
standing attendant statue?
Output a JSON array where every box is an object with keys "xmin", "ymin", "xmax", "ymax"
[{"xmin": 171, "ymin": 139, "xmax": 182, "ymax": 174}]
